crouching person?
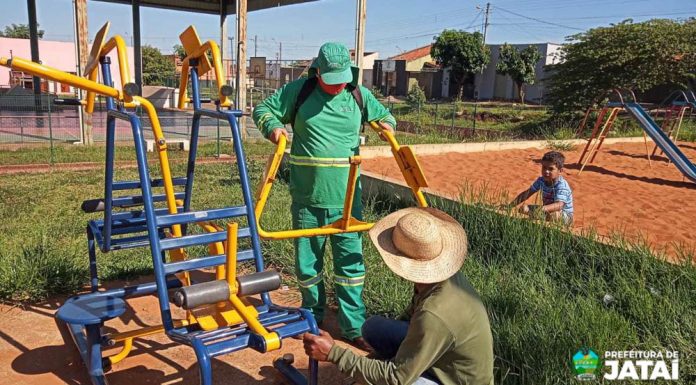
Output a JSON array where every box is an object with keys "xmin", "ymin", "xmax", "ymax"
[{"xmin": 303, "ymin": 207, "xmax": 494, "ymax": 385}]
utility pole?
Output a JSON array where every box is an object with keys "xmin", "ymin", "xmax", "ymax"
[
  {"xmin": 254, "ymin": 34, "xmax": 257, "ymax": 57},
  {"xmin": 473, "ymin": 2, "xmax": 490, "ymax": 134},
  {"xmin": 482, "ymin": 2, "xmax": 491, "ymax": 45},
  {"xmin": 354, "ymin": 0, "xmax": 367, "ymax": 85}
]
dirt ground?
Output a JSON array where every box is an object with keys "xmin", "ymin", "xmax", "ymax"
[
  {"xmin": 363, "ymin": 141, "xmax": 696, "ymax": 260},
  {"xmin": 0, "ymin": 280, "xmax": 361, "ymax": 385}
]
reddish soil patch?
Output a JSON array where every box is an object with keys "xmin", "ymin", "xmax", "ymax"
[
  {"xmin": 363, "ymin": 141, "xmax": 696, "ymax": 260},
  {"xmin": 0, "ymin": 284, "xmax": 360, "ymax": 385},
  {"xmin": 0, "ymin": 156, "xmax": 252, "ymax": 175}
]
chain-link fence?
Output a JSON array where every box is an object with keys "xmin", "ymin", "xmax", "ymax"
[
  {"xmin": 0, "ymin": 94, "xmax": 258, "ymax": 144},
  {"xmin": 386, "ymin": 101, "xmax": 545, "ymax": 141}
]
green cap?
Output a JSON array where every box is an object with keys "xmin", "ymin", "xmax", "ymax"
[{"xmin": 315, "ymin": 42, "xmax": 353, "ymax": 85}]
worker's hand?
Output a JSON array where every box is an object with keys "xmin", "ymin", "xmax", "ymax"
[
  {"xmin": 269, "ymin": 128, "xmax": 288, "ymax": 144},
  {"xmin": 303, "ymin": 329, "xmax": 334, "ymax": 362},
  {"xmin": 378, "ymin": 123, "xmax": 394, "ymax": 142}
]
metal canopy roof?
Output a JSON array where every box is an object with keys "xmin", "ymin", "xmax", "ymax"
[{"xmin": 93, "ymin": 0, "xmax": 318, "ymax": 15}]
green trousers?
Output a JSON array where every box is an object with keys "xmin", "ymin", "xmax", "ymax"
[{"xmin": 291, "ymin": 202, "xmax": 366, "ymax": 340}]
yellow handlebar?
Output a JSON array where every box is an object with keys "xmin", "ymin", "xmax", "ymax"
[
  {"xmin": 254, "ymin": 122, "xmax": 429, "ymax": 241},
  {"xmin": 177, "ymin": 26, "xmax": 231, "ymax": 108},
  {"xmin": 2, "ymin": 56, "xmax": 122, "ymax": 100},
  {"xmin": 85, "ymin": 35, "xmax": 134, "ymax": 112}
]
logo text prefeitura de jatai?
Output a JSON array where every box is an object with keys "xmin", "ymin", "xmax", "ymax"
[{"xmin": 604, "ymin": 350, "xmax": 679, "ymax": 381}]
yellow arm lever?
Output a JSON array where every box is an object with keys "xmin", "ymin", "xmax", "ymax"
[
  {"xmin": 369, "ymin": 121, "xmax": 429, "ymax": 207},
  {"xmin": 254, "ymin": 134, "xmax": 372, "ymax": 240},
  {"xmin": 0, "ymin": 56, "xmax": 121, "ymax": 100},
  {"xmin": 85, "ymin": 35, "xmax": 134, "ymax": 112},
  {"xmin": 177, "ymin": 39, "xmax": 230, "ymax": 108}
]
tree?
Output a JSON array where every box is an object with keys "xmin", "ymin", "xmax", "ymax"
[
  {"xmin": 546, "ymin": 18, "xmax": 696, "ymax": 113},
  {"xmin": 173, "ymin": 44, "xmax": 187, "ymax": 61},
  {"xmin": 142, "ymin": 45, "xmax": 176, "ymax": 86},
  {"xmin": 407, "ymin": 83, "xmax": 426, "ymax": 108},
  {"xmin": 431, "ymin": 29, "xmax": 490, "ymax": 100},
  {"xmin": 496, "ymin": 44, "xmax": 542, "ymax": 104},
  {"xmin": 0, "ymin": 23, "xmax": 44, "ymax": 39}
]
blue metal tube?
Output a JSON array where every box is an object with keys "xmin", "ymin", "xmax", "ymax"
[
  {"xmin": 163, "ymin": 249, "xmax": 255, "ymax": 275},
  {"xmin": 190, "ymin": 66, "xmax": 202, "ymax": 111},
  {"xmin": 184, "ymin": 66, "xmax": 202, "ymax": 214},
  {"xmin": 128, "ymin": 113, "xmax": 174, "ymax": 331},
  {"xmin": 159, "ymin": 227, "xmax": 251, "ymax": 251},
  {"xmin": 113, "ymin": 177, "xmax": 187, "ymax": 190},
  {"xmin": 155, "ymin": 206, "xmax": 247, "ymax": 227},
  {"xmin": 87, "ymin": 228, "xmax": 99, "ymax": 292},
  {"xmin": 100, "ymin": 58, "xmax": 116, "ymax": 252},
  {"xmin": 224, "ymin": 110, "xmax": 272, "ymax": 306},
  {"xmin": 192, "ymin": 339, "xmax": 213, "ymax": 385}
]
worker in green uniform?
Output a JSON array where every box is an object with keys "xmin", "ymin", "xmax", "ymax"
[{"xmin": 252, "ymin": 42, "xmax": 396, "ymax": 349}]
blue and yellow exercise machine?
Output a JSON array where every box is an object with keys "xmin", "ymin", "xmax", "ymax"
[
  {"xmin": 2, "ymin": 22, "xmax": 320, "ymax": 385},
  {"xmin": 1, "ymin": 21, "xmax": 433, "ymax": 384}
]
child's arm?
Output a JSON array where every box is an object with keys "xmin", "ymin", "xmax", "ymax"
[
  {"xmin": 510, "ymin": 188, "xmax": 534, "ymax": 207},
  {"xmin": 541, "ymin": 201, "xmax": 565, "ymax": 213}
]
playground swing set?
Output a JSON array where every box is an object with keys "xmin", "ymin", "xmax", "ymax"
[
  {"xmin": 575, "ymin": 88, "xmax": 696, "ymax": 183},
  {"xmin": 0, "ymin": 22, "xmax": 430, "ymax": 385}
]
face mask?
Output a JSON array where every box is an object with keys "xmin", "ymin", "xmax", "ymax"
[{"xmin": 318, "ymin": 75, "xmax": 347, "ymax": 95}]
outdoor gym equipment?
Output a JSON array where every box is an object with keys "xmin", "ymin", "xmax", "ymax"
[
  {"xmin": 254, "ymin": 121, "xmax": 429, "ymax": 240},
  {"xmin": 2, "ymin": 22, "xmax": 320, "ymax": 385},
  {"xmin": 171, "ymin": 25, "xmax": 320, "ymax": 384},
  {"xmin": 577, "ymin": 89, "xmax": 696, "ymax": 183},
  {"xmin": 0, "ymin": 22, "xmax": 188, "ymax": 291}
]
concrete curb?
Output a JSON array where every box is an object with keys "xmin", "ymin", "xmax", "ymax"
[{"xmin": 358, "ymin": 137, "xmax": 651, "ymax": 159}]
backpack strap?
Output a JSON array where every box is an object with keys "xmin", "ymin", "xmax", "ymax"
[
  {"xmin": 291, "ymin": 77, "xmax": 365, "ymax": 129},
  {"xmin": 291, "ymin": 77, "xmax": 318, "ymax": 129},
  {"xmin": 348, "ymin": 85, "xmax": 364, "ymax": 119}
]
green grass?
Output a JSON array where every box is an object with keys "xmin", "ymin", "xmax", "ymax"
[
  {"xmin": 367, "ymin": 192, "xmax": 696, "ymax": 384},
  {"xmin": 389, "ymin": 101, "xmax": 550, "ymax": 135},
  {"xmin": 0, "ymin": 155, "xmax": 694, "ymax": 384},
  {"xmin": 0, "ymin": 132, "xmax": 455, "ymax": 166},
  {"xmin": 0, "ymin": 140, "xmax": 276, "ymax": 165}
]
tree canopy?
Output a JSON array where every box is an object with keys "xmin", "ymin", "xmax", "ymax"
[
  {"xmin": 172, "ymin": 44, "xmax": 187, "ymax": 61},
  {"xmin": 431, "ymin": 29, "xmax": 490, "ymax": 100},
  {"xmin": 546, "ymin": 18, "xmax": 696, "ymax": 113},
  {"xmin": 0, "ymin": 23, "xmax": 44, "ymax": 39},
  {"xmin": 496, "ymin": 44, "xmax": 542, "ymax": 104},
  {"xmin": 407, "ymin": 82, "xmax": 426, "ymax": 108},
  {"xmin": 142, "ymin": 45, "xmax": 176, "ymax": 86}
]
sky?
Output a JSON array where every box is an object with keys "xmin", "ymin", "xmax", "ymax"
[{"xmin": 1, "ymin": 0, "xmax": 694, "ymax": 61}]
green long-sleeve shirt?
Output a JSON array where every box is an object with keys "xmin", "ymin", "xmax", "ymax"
[
  {"xmin": 328, "ymin": 273, "xmax": 494, "ymax": 385},
  {"xmin": 252, "ymin": 76, "xmax": 396, "ymax": 208}
]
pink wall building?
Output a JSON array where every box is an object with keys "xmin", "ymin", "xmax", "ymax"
[{"xmin": 0, "ymin": 37, "xmax": 135, "ymax": 94}]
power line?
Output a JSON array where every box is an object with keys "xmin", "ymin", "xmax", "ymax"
[{"xmin": 493, "ymin": 5, "xmax": 585, "ymax": 31}]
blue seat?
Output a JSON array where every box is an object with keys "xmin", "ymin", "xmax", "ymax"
[{"xmin": 56, "ymin": 293, "xmax": 126, "ymax": 325}]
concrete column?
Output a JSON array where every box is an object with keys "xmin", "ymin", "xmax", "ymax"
[
  {"xmin": 73, "ymin": 0, "xmax": 93, "ymax": 144},
  {"xmin": 235, "ymin": 0, "xmax": 247, "ymax": 137},
  {"xmin": 220, "ymin": 12, "xmax": 229, "ymax": 82},
  {"xmin": 27, "ymin": 0, "xmax": 41, "ymax": 95},
  {"xmin": 354, "ymin": 0, "xmax": 367, "ymax": 85},
  {"xmin": 132, "ymin": 0, "xmax": 142, "ymax": 93}
]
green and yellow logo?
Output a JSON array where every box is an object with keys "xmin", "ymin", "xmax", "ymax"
[{"xmin": 573, "ymin": 348, "xmax": 600, "ymax": 381}]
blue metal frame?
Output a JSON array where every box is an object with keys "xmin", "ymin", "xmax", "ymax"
[{"xmin": 56, "ymin": 57, "xmax": 319, "ymax": 385}]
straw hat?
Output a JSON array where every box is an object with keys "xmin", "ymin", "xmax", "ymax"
[{"xmin": 368, "ymin": 207, "xmax": 468, "ymax": 284}]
